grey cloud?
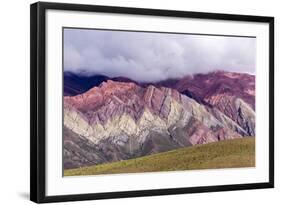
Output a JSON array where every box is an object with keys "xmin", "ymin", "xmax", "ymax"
[{"xmin": 64, "ymin": 28, "xmax": 256, "ymax": 82}]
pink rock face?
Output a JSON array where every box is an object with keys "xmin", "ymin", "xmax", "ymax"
[
  {"xmin": 64, "ymin": 87, "xmax": 104, "ymax": 112},
  {"xmin": 99, "ymin": 80, "xmax": 136, "ymax": 96},
  {"xmin": 64, "ymin": 80, "xmax": 182, "ymax": 125},
  {"xmin": 65, "ymin": 80, "xmax": 137, "ymax": 111},
  {"xmin": 168, "ymin": 71, "xmax": 256, "ymax": 134},
  {"xmin": 188, "ymin": 119, "xmax": 242, "ymax": 145},
  {"xmin": 188, "ymin": 121, "xmax": 217, "ymax": 145},
  {"xmin": 174, "ymin": 71, "xmax": 255, "ymax": 109}
]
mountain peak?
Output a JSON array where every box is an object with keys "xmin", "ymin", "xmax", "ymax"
[
  {"xmin": 212, "ymin": 70, "xmax": 254, "ymax": 78},
  {"xmin": 99, "ymin": 80, "xmax": 137, "ymax": 95}
]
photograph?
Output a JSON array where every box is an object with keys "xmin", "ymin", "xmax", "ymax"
[
  {"xmin": 30, "ymin": 2, "xmax": 274, "ymax": 202},
  {"xmin": 63, "ymin": 28, "xmax": 256, "ymax": 176}
]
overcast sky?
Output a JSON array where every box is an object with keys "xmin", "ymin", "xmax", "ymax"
[{"xmin": 64, "ymin": 28, "xmax": 256, "ymax": 82}]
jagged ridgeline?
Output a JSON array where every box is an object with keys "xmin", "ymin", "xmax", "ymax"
[{"xmin": 63, "ymin": 71, "xmax": 255, "ymax": 170}]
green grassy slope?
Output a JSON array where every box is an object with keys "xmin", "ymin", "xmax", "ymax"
[{"xmin": 64, "ymin": 137, "xmax": 255, "ymax": 176}]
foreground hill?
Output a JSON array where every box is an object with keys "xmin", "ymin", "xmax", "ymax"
[{"xmin": 64, "ymin": 137, "xmax": 255, "ymax": 176}]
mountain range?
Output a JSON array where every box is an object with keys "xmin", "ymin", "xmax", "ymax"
[{"xmin": 63, "ymin": 71, "xmax": 255, "ymax": 169}]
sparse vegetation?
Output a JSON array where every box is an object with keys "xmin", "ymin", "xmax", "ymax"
[{"xmin": 64, "ymin": 137, "xmax": 255, "ymax": 176}]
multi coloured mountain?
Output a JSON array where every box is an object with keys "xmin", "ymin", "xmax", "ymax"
[{"xmin": 63, "ymin": 71, "xmax": 255, "ymax": 169}]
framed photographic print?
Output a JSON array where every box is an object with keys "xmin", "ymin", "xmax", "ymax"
[{"xmin": 30, "ymin": 1, "xmax": 274, "ymax": 203}]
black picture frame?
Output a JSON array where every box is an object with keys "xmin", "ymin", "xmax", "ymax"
[{"xmin": 30, "ymin": 1, "xmax": 274, "ymax": 203}]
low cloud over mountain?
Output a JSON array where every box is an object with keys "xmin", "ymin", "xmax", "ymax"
[{"xmin": 64, "ymin": 29, "xmax": 256, "ymax": 82}]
